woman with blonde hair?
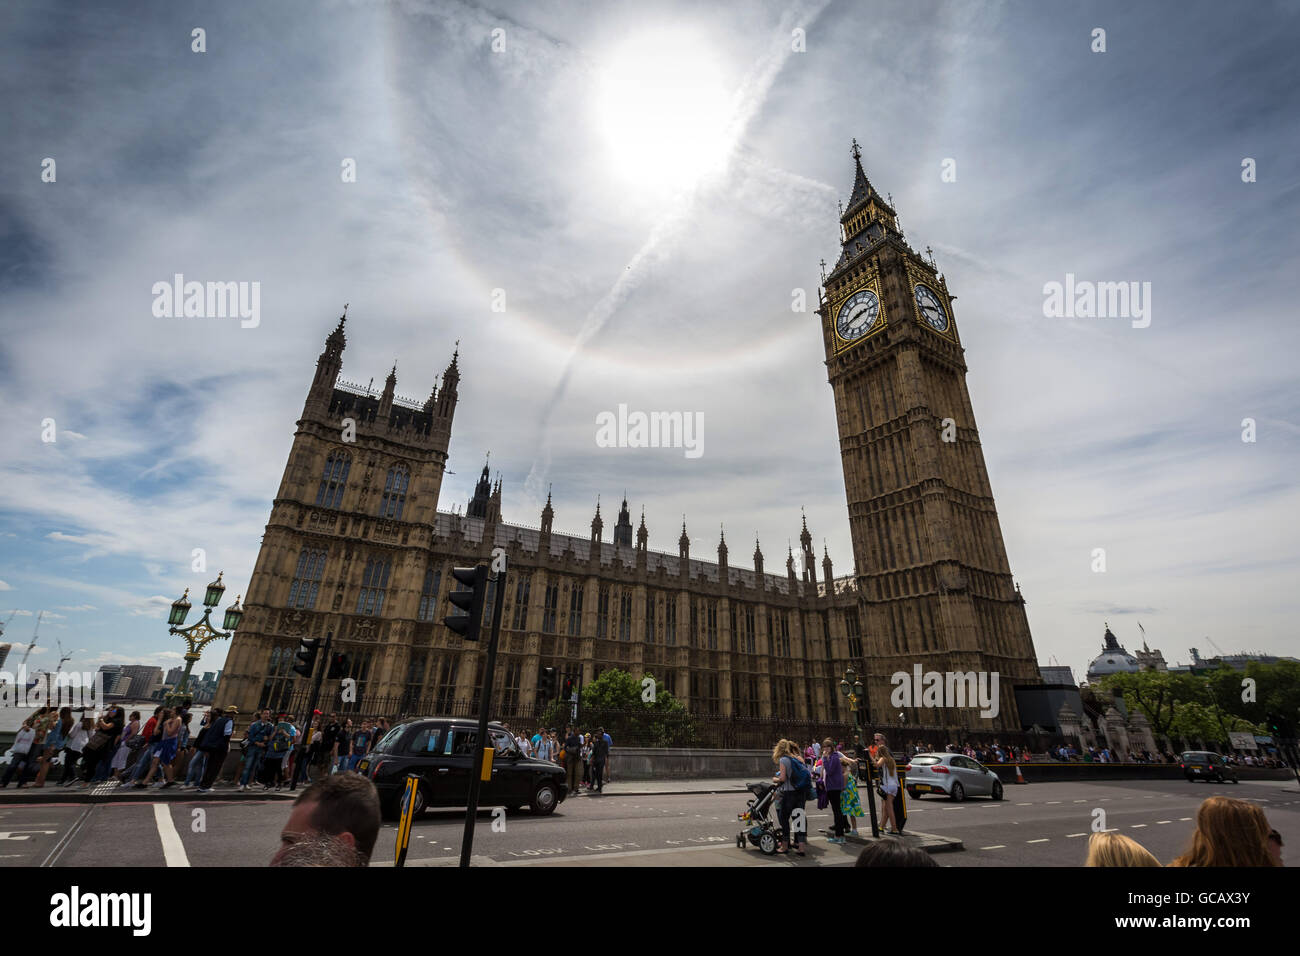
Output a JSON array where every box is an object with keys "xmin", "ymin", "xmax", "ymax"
[
  {"xmin": 875, "ymin": 746, "xmax": 901, "ymax": 834},
  {"xmin": 1085, "ymin": 832, "xmax": 1161, "ymax": 867},
  {"xmin": 771, "ymin": 738, "xmax": 809, "ymax": 855},
  {"xmin": 1170, "ymin": 796, "xmax": 1279, "ymax": 867}
]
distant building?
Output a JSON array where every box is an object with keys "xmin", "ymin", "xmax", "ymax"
[
  {"xmin": 165, "ymin": 667, "xmax": 185, "ymax": 687},
  {"xmin": 0, "ymin": 643, "xmax": 11, "ymax": 671},
  {"xmin": 119, "ymin": 665, "xmax": 163, "ymax": 700},
  {"xmin": 1178, "ymin": 647, "xmax": 1300, "ymax": 674},
  {"xmin": 1134, "ymin": 640, "xmax": 1167, "ymax": 672},
  {"xmin": 1085, "ymin": 624, "xmax": 1141, "ymax": 683},
  {"xmin": 1039, "ymin": 665, "xmax": 1076, "ymax": 686}
]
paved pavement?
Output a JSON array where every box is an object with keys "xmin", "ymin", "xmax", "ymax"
[
  {"xmin": 1, "ymin": 776, "xmax": 1296, "ymax": 867},
  {"xmin": 0, "ymin": 775, "xmax": 757, "ymax": 806}
]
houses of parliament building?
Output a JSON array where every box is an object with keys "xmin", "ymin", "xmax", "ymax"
[{"xmin": 217, "ymin": 146, "xmax": 1043, "ymax": 734}]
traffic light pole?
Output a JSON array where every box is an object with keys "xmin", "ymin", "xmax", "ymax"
[
  {"xmin": 460, "ymin": 563, "xmax": 506, "ymax": 868},
  {"xmin": 290, "ymin": 629, "xmax": 332, "ymax": 792}
]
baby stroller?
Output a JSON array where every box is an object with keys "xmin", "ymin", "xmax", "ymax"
[{"xmin": 737, "ymin": 781, "xmax": 781, "ymax": 854}]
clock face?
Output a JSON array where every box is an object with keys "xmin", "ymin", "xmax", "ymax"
[
  {"xmin": 914, "ymin": 284, "xmax": 948, "ymax": 331},
  {"xmin": 836, "ymin": 288, "xmax": 880, "ymax": 341}
]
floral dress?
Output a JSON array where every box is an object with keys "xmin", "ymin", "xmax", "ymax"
[{"xmin": 841, "ymin": 768, "xmax": 863, "ymax": 818}]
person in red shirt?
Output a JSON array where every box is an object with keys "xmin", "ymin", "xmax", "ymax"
[{"xmin": 127, "ymin": 707, "xmax": 165, "ymax": 783}]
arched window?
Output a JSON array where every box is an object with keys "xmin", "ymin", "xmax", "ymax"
[
  {"xmin": 356, "ymin": 556, "xmax": 391, "ymax": 616},
  {"xmin": 379, "ymin": 465, "xmax": 409, "ymax": 520},
  {"xmin": 288, "ymin": 549, "xmax": 328, "ymax": 609},
  {"xmin": 315, "ymin": 454, "xmax": 351, "ymax": 509}
]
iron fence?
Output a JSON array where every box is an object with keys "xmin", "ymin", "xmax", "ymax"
[{"xmin": 246, "ymin": 689, "xmax": 1068, "ymax": 754}]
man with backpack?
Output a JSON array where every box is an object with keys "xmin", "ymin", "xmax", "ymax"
[
  {"xmin": 240, "ymin": 709, "xmax": 274, "ymax": 791},
  {"xmin": 196, "ymin": 705, "xmax": 237, "ymax": 793}
]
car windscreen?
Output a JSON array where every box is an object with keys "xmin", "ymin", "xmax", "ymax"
[
  {"xmin": 911, "ymin": 756, "xmax": 941, "ymax": 765},
  {"xmin": 371, "ymin": 724, "xmax": 408, "ymax": 755},
  {"xmin": 1182, "ymin": 753, "xmax": 1211, "ymax": 763}
]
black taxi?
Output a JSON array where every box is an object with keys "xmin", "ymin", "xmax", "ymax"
[{"xmin": 357, "ymin": 718, "xmax": 567, "ymax": 819}]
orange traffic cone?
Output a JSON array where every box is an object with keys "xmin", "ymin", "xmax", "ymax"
[{"xmin": 1015, "ymin": 765, "xmax": 1027, "ymax": 784}]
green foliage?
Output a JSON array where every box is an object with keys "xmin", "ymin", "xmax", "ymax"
[
  {"xmin": 575, "ymin": 668, "xmax": 693, "ymax": 747},
  {"xmin": 1101, "ymin": 660, "xmax": 1300, "ymax": 745},
  {"xmin": 1100, "ymin": 670, "xmax": 1206, "ymax": 739},
  {"xmin": 580, "ymin": 668, "xmax": 686, "ymax": 714}
]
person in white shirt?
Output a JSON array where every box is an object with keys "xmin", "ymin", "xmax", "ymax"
[
  {"xmin": 2, "ymin": 722, "xmax": 37, "ymax": 788},
  {"xmin": 60, "ymin": 719, "xmax": 92, "ymax": 786}
]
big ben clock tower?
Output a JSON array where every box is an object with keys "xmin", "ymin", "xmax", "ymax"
[{"xmin": 817, "ymin": 141, "xmax": 1041, "ymax": 732}]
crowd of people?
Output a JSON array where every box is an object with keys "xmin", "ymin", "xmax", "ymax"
[
  {"xmin": 0, "ymin": 703, "xmax": 402, "ymax": 793},
  {"xmin": 504, "ymin": 724, "xmax": 613, "ymax": 794},
  {"xmin": 767, "ymin": 731, "xmax": 902, "ymax": 855}
]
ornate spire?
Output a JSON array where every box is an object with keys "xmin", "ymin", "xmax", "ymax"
[
  {"xmin": 540, "ymin": 485, "xmax": 554, "ymax": 535},
  {"xmin": 327, "ymin": 303, "xmax": 348, "ymax": 349}
]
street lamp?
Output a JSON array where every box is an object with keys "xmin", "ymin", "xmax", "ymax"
[
  {"xmin": 839, "ymin": 665, "xmax": 879, "ymax": 838},
  {"xmin": 165, "ymin": 572, "xmax": 242, "ymax": 706}
]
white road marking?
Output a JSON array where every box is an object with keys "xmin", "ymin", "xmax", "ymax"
[
  {"xmin": 1073, "ymin": 799, "xmax": 1087, "ymax": 803},
  {"xmin": 980, "ymin": 845, "xmax": 1006, "ymax": 850},
  {"xmin": 153, "ymin": 804, "xmax": 190, "ymax": 868},
  {"xmin": 1156, "ymin": 821, "xmax": 1171, "ymax": 825},
  {"xmin": 1179, "ymin": 817, "xmax": 1192, "ymax": 821},
  {"xmin": 1046, "ymin": 801, "xmax": 1062, "ymax": 804},
  {"xmin": 1027, "ymin": 838, "xmax": 1049, "ymax": 843},
  {"xmin": 1066, "ymin": 833, "xmax": 1087, "ymax": 838},
  {"xmin": 1016, "ymin": 803, "xmax": 1032, "ymax": 806},
  {"xmin": 0, "ymin": 831, "xmax": 58, "ymax": 841},
  {"xmin": 1130, "ymin": 824, "xmax": 1148, "ymax": 828}
]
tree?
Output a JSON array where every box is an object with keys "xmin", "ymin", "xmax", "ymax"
[
  {"xmin": 551, "ymin": 668, "xmax": 691, "ymax": 747},
  {"xmin": 1100, "ymin": 671, "xmax": 1207, "ymax": 741}
]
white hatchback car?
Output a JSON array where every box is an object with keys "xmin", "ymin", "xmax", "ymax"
[{"xmin": 905, "ymin": 753, "xmax": 1003, "ymax": 802}]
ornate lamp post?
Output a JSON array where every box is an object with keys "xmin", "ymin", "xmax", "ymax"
[
  {"xmin": 166, "ymin": 572, "xmax": 243, "ymax": 706},
  {"xmin": 839, "ymin": 666, "xmax": 879, "ymax": 838}
]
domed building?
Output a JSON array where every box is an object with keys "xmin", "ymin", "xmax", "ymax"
[{"xmin": 1085, "ymin": 624, "xmax": 1141, "ymax": 683}]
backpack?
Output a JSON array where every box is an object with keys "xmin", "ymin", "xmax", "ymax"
[{"xmin": 786, "ymin": 755, "xmax": 813, "ymax": 796}]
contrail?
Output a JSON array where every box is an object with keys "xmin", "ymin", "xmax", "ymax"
[{"xmin": 525, "ymin": 0, "xmax": 833, "ymax": 501}]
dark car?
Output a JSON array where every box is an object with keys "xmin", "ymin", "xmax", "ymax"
[
  {"xmin": 1181, "ymin": 751, "xmax": 1239, "ymax": 784},
  {"xmin": 357, "ymin": 718, "xmax": 567, "ymax": 820}
]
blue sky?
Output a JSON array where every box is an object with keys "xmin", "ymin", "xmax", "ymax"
[{"xmin": 1, "ymin": 0, "xmax": 1298, "ymax": 685}]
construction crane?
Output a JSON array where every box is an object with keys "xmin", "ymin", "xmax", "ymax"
[
  {"xmin": 17, "ymin": 611, "xmax": 43, "ymax": 673},
  {"xmin": 1204, "ymin": 635, "xmax": 1227, "ymax": 658},
  {"xmin": 54, "ymin": 639, "xmax": 73, "ymax": 675}
]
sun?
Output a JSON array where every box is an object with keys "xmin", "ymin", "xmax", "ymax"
[{"xmin": 593, "ymin": 30, "xmax": 736, "ymax": 192}]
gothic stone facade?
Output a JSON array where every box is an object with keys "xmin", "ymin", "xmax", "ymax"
[
  {"xmin": 816, "ymin": 143, "xmax": 1041, "ymax": 728},
  {"xmin": 219, "ymin": 149, "xmax": 1041, "ymax": 733}
]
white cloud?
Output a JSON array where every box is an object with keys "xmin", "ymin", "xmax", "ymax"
[{"xmin": 0, "ymin": 580, "xmax": 11, "ymax": 591}]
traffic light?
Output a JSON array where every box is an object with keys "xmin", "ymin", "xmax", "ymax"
[
  {"xmin": 444, "ymin": 565, "xmax": 489, "ymax": 641},
  {"xmin": 327, "ymin": 652, "xmax": 349, "ymax": 680},
  {"xmin": 562, "ymin": 675, "xmax": 576, "ymax": 700},
  {"xmin": 539, "ymin": 667, "xmax": 558, "ymax": 704},
  {"xmin": 293, "ymin": 637, "xmax": 322, "ymax": 678}
]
